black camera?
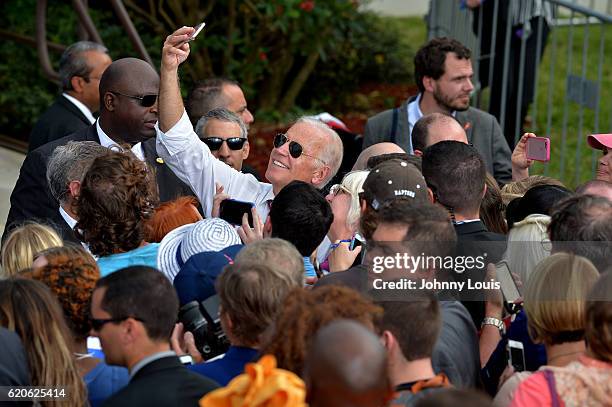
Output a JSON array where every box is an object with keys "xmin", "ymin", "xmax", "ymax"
[{"xmin": 178, "ymin": 295, "xmax": 229, "ymax": 359}]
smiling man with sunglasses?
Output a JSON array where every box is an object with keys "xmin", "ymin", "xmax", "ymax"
[{"xmin": 156, "ymin": 27, "xmax": 344, "ymax": 221}]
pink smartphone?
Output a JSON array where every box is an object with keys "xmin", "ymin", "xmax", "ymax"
[{"xmin": 526, "ymin": 136, "xmax": 550, "ymax": 162}]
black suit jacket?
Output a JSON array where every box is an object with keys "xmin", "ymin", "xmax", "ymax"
[
  {"xmin": 101, "ymin": 356, "xmax": 217, "ymax": 407},
  {"xmin": 3, "ymin": 124, "xmax": 197, "ymax": 244},
  {"xmin": 454, "ymin": 220, "xmax": 507, "ymax": 327},
  {"xmin": 28, "ymin": 95, "xmax": 92, "ymax": 152}
]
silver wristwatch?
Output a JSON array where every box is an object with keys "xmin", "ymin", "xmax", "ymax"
[{"xmin": 481, "ymin": 317, "xmax": 505, "ymax": 334}]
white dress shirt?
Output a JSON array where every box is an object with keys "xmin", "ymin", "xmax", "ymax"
[
  {"xmin": 96, "ymin": 120, "xmax": 144, "ymax": 161},
  {"xmin": 62, "ymin": 93, "xmax": 96, "ymax": 124},
  {"xmin": 156, "ymin": 110, "xmax": 274, "ymax": 220},
  {"xmin": 59, "ymin": 206, "xmax": 77, "ymax": 230}
]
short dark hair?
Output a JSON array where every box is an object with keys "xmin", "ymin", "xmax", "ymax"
[
  {"xmin": 375, "ymin": 201, "xmax": 456, "ymax": 259},
  {"xmin": 422, "ymin": 141, "xmax": 486, "ymax": 215},
  {"xmin": 269, "ymin": 181, "xmax": 333, "ymax": 256},
  {"xmin": 96, "ymin": 266, "xmax": 178, "ymax": 341},
  {"xmin": 412, "ymin": 113, "xmax": 461, "ymax": 153},
  {"xmin": 548, "ymin": 195, "xmax": 612, "ymax": 271},
  {"xmin": 414, "ymin": 37, "xmax": 471, "ymax": 94},
  {"xmin": 216, "ymin": 262, "xmax": 300, "ymax": 347},
  {"xmin": 377, "ymin": 292, "xmax": 441, "ymax": 361},
  {"xmin": 186, "ymin": 78, "xmax": 239, "ymax": 125},
  {"xmin": 75, "ymin": 150, "xmax": 158, "ymax": 256}
]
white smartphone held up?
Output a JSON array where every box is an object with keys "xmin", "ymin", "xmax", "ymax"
[
  {"xmin": 179, "ymin": 22, "xmax": 206, "ymax": 46},
  {"xmin": 189, "ymin": 22, "xmax": 206, "ymax": 41},
  {"xmin": 495, "ymin": 261, "xmax": 522, "ymax": 304},
  {"xmin": 508, "ymin": 340, "xmax": 526, "ymax": 372}
]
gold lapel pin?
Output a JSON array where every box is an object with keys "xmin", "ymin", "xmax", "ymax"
[{"xmin": 156, "ymin": 157, "xmax": 164, "ymax": 164}]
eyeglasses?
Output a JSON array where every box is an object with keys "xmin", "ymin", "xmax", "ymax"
[
  {"xmin": 330, "ymin": 184, "xmax": 352, "ymax": 196},
  {"xmin": 90, "ymin": 316, "xmax": 144, "ymax": 331},
  {"xmin": 202, "ymin": 137, "xmax": 247, "ymax": 151},
  {"xmin": 273, "ymin": 133, "xmax": 326, "ymax": 165},
  {"xmin": 109, "ymin": 91, "xmax": 158, "ymax": 107}
]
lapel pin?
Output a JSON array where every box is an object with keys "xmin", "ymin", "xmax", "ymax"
[{"xmin": 156, "ymin": 157, "xmax": 164, "ymax": 164}]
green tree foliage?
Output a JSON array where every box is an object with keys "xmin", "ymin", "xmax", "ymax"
[{"xmin": 0, "ymin": 0, "xmax": 414, "ymax": 140}]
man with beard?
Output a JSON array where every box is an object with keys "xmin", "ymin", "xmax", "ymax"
[{"xmin": 362, "ymin": 37, "xmax": 512, "ymax": 185}]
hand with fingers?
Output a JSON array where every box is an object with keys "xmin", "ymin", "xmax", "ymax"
[
  {"xmin": 162, "ymin": 26, "xmax": 195, "ymax": 72},
  {"xmin": 170, "ymin": 322, "xmax": 204, "ymax": 364},
  {"xmin": 211, "ymin": 183, "xmax": 230, "ymax": 218},
  {"xmin": 327, "ymin": 240, "xmax": 362, "ymax": 273},
  {"xmin": 511, "ymin": 133, "xmax": 536, "ymax": 181},
  {"xmin": 237, "ymin": 207, "xmax": 264, "ymax": 244}
]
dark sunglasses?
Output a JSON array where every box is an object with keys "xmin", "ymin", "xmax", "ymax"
[
  {"xmin": 202, "ymin": 137, "xmax": 247, "ymax": 151},
  {"xmin": 90, "ymin": 316, "xmax": 144, "ymax": 331},
  {"xmin": 110, "ymin": 91, "xmax": 158, "ymax": 107},
  {"xmin": 273, "ymin": 133, "xmax": 326, "ymax": 164}
]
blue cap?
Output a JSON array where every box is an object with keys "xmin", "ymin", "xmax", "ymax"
[{"xmin": 173, "ymin": 244, "xmax": 243, "ymax": 306}]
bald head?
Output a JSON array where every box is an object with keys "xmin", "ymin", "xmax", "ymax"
[
  {"xmin": 99, "ymin": 58, "xmax": 160, "ymax": 144},
  {"xmin": 354, "ymin": 142, "xmax": 405, "ymax": 171},
  {"xmin": 305, "ymin": 320, "xmax": 391, "ymax": 407},
  {"xmin": 99, "ymin": 58, "xmax": 159, "ymax": 102},
  {"xmin": 576, "ymin": 180, "xmax": 612, "ymax": 202},
  {"xmin": 413, "ymin": 113, "xmax": 467, "ymax": 156}
]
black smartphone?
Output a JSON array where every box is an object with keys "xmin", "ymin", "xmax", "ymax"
[
  {"xmin": 508, "ymin": 340, "xmax": 526, "ymax": 372},
  {"xmin": 219, "ymin": 199, "xmax": 254, "ymax": 227},
  {"xmin": 350, "ymin": 234, "xmax": 364, "ymax": 251}
]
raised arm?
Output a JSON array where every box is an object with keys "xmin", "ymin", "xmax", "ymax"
[{"xmin": 159, "ymin": 27, "xmax": 194, "ymax": 132}]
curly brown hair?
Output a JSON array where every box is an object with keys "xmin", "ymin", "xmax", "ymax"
[
  {"xmin": 75, "ymin": 150, "xmax": 158, "ymax": 256},
  {"xmin": 259, "ymin": 285, "xmax": 383, "ymax": 376},
  {"xmin": 22, "ymin": 245, "xmax": 100, "ymax": 341}
]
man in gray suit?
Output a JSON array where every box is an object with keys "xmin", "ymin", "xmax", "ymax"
[{"xmin": 362, "ymin": 37, "xmax": 512, "ymax": 185}]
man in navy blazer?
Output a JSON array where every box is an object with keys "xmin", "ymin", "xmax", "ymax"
[{"xmin": 28, "ymin": 41, "xmax": 112, "ymax": 152}]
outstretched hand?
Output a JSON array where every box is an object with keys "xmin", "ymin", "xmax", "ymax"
[{"xmin": 161, "ymin": 26, "xmax": 194, "ymax": 72}]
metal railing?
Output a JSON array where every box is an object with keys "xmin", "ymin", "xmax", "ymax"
[{"xmin": 427, "ymin": 0, "xmax": 612, "ymax": 186}]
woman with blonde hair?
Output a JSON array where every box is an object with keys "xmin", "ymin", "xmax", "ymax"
[
  {"xmin": 0, "ymin": 278, "xmax": 87, "ymax": 406},
  {"xmin": 1, "ymin": 223, "xmax": 62, "ymax": 277},
  {"xmin": 503, "ymin": 214, "xmax": 551, "ymax": 286},
  {"xmin": 322, "ymin": 170, "xmax": 369, "ymax": 272},
  {"xmin": 510, "ymin": 271, "xmax": 612, "ymax": 406},
  {"xmin": 493, "ymin": 253, "xmax": 600, "ymax": 406}
]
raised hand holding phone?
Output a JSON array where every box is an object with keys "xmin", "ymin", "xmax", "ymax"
[
  {"xmin": 526, "ymin": 136, "xmax": 550, "ymax": 162},
  {"xmin": 178, "ymin": 22, "xmax": 206, "ymax": 46}
]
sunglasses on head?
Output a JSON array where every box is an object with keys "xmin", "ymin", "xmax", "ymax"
[
  {"xmin": 90, "ymin": 316, "xmax": 144, "ymax": 331},
  {"xmin": 273, "ymin": 133, "xmax": 326, "ymax": 164},
  {"xmin": 202, "ymin": 137, "xmax": 247, "ymax": 151},
  {"xmin": 329, "ymin": 183, "xmax": 351, "ymax": 196},
  {"xmin": 110, "ymin": 91, "xmax": 158, "ymax": 107}
]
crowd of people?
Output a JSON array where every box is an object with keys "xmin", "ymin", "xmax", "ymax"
[{"xmin": 0, "ymin": 24, "xmax": 611, "ymax": 407}]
